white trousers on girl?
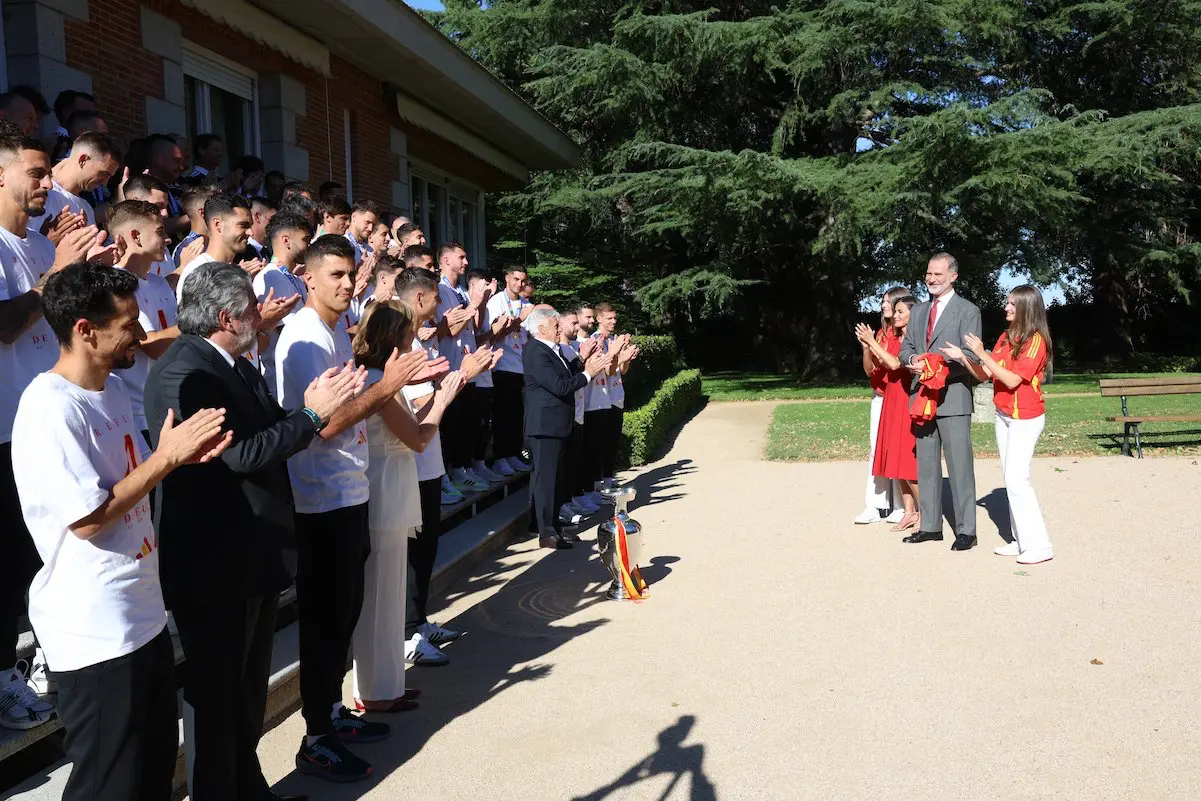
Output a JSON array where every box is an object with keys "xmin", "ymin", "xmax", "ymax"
[
  {"xmin": 864, "ymin": 394, "xmax": 897, "ymax": 509},
  {"xmin": 994, "ymin": 411, "xmax": 1052, "ymax": 558},
  {"xmin": 352, "ymin": 526, "xmax": 411, "ymax": 702}
]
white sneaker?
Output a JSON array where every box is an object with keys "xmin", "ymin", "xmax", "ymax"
[
  {"xmin": 853, "ymin": 507, "xmax": 882, "ymax": 525},
  {"xmin": 584, "ymin": 491, "xmax": 604, "ymax": 506},
  {"xmin": 457, "ymin": 469, "xmax": 490, "ymax": 493},
  {"xmin": 572, "ymin": 495, "xmax": 600, "ymax": 514},
  {"xmin": 405, "ymin": 633, "xmax": 449, "ymax": 666},
  {"xmin": 993, "ymin": 541, "xmax": 1021, "ymax": 557},
  {"xmin": 472, "ymin": 462, "xmax": 505, "ymax": 484},
  {"xmin": 559, "ymin": 505, "xmax": 584, "ymax": 526},
  {"xmin": 1016, "ymin": 548, "xmax": 1053, "ymax": 565},
  {"xmin": 884, "ymin": 509, "xmax": 905, "ymax": 524},
  {"xmin": 0, "ymin": 662, "xmax": 55, "ymax": 730},
  {"xmin": 441, "ymin": 475, "xmax": 465, "ymax": 505},
  {"xmin": 418, "ymin": 621, "xmax": 462, "ymax": 645},
  {"xmin": 28, "ymin": 650, "xmax": 54, "ymax": 699},
  {"xmin": 492, "ymin": 459, "xmax": 516, "ymax": 478}
]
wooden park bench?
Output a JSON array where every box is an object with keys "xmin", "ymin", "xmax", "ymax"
[{"xmin": 1099, "ymin": 376, "xmax": 1201, "ymax": 458}]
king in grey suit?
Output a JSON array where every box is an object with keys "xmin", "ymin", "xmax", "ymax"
[{"xmin": 898, "ymin": 253, "xmax": 982, "ymax": 550}]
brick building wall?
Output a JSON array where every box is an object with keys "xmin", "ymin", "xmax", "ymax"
[{"xmin": 59, "ymin": 0, "xmax": 510, "ymax": 212}]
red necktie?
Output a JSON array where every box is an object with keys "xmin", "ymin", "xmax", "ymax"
[{"xmin": 925, "ymin": 298, "xmax": 938, "ymax": 346}]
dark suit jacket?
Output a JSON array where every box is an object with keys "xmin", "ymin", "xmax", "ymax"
[
  {"xmin": 898, "ymin": 292, "xmax": 983, "ymax": 417},
  {"xmin": 145, "ymin": 334, "xmax": 318, "ymax": 608},
  {"xmin": 523, "ymin": 339, "xmax": 587, "ymax": 439}
]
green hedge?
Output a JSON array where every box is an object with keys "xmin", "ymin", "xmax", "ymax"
[
  {"xmin": 623, "ymin": 335, "xmax": 681, "ymax": 409},
  {"xmin": 620, "ymin": 369, "xmax": 703, "ymax": 467}
]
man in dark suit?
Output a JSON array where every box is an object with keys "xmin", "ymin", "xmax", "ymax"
[
  {"xmin": 522, "ymin": 306, "xmax": 611, "ymax": 550},
  {"xmin": 145, "ymin": 262, "xmax": 363, "ymax": 801},
  {"xmin": 898, "ymin": 252, "xmax": 983, "ymax": 551}
]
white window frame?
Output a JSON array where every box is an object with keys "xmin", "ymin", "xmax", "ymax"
[
  {"xmin": 182, "ymin": 40, "xmax": 261, "ymax": 158},
  {"xmin": 343, "ymin": 109, "xmax": 353, "ymax": 202},
  {"xmin": 409, "ymin": 160, "xmax": 486, "ymax": 265}
]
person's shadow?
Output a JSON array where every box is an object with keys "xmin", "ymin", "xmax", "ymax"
[
  {"xmin": 976, "ymin": 488, "xmax": 1012, "ymax": 542},
  {"xmin": 569, "ymin": 715, "xmax": 717, "ymax": 800}
]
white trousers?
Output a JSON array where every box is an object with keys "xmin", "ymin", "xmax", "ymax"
[
  {"xmin": 994, "ymin": 412, "xmax": 1052, "ymax": 556},
  {"xmin": 352, "ymin": 526, "xmax": 412, "ymax": 702},
  {"xmin": 864, "ymin": 395, "xmax": 897, "ymax": 509}
]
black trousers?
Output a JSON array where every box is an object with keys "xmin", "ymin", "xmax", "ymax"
[
  {"xmin": 173, "ymin": 595, "xmax": 278, "ymax": 801},
  {"xmin": 492, "ymin": 370, "xmax": 524, "ymax": 460},
  {"xmin": 440, "ymin": 383, "xmax": 478, "ymax": 471},
  {"xmin": 602, "ymin": 406, "xmax": 625, "ymax": 479},
  {"xmin": 474, "ymin": 386, "xmax": 494, "ymax": 462},
  {"xmin": 526, "ymin": 435, "xmax": 569, "ymax": 537},
  {"xmin": 408, "ymin": 477, "xmax": 442, "ymax": 634},
  {"xmin": 0, "ymin": 441, "xmax": 40, "ymax": 668},
  {"xmin": 55, "ymin": 628, "xmax": 177, "ymax": 801},
  {"xmin": 295, "ymin": 503, "xmax": 370, "ymax": 736},
  {"xmin": 582, "ymin": 409, "xmax": 613, "ymax": 488},
  {"xmin": 565, "ymin": 421, "xmax": 586, "ymax": 498}
]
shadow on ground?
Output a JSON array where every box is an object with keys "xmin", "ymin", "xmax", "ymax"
[
  {"xmin": 1088, "ymin": 428, "xmax": 1201, "ymax": 455},
  {"xmin": 977, "ymin": 488, "xmax": 1012, "ymax": 542},
  {"xmin": 566, "ymin": 714, "xmax": 717, "ymax": 800}
]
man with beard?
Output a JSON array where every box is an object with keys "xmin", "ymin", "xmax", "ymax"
[
  {"xmin": 254, "ymin": 212, "xmax": 312, "ymax": 397},
  {"xmin": 27, "ymin": 132, "xmax": 119, "ymax": 233},
  {"xmin": 176, "ymin": 193, "xmax": 263, "ymax": 303},
  {"xmin": 13, "ymin": 261, "xmax": 232, "ymax": 801}
]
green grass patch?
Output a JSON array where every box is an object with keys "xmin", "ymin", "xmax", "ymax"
[
  {"xmin": 704, "ymin": 370, "xmax": 1201, "ymax": 402},
  {"xmin": 765, "ymin": 394, "xmax": 1201, "ymax": 461}
]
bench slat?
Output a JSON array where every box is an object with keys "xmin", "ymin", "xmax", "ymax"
[
  {"xmin": 1099, "ymin": 376, "xmax": 1201, "ymax": 388},
  {"xmin": 1099, "ymin": 384, "xmax": 1201, "ymax": 397},
  {"xmin": 1106, "ymin": 415, "xmax": 1201, "ymax": 423}
]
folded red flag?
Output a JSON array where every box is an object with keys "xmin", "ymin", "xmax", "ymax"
[{"xmin": 910, "ymin": 352, "xmax": 949, "ymax": 421}]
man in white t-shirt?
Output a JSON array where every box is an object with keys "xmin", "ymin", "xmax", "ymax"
[
  {"xmin": 121, "ymin": 174, "xmax": 177, "ymax": 279},
  {"xmin": 275, "ymin": 234, "xmax": 432, "ymax": 783},
  {"xmin": 177, "ymin": 193, "xmax": 260, "ymax": 304},
  {"xmin": 465, "ymin": 269, "xmax": 504, "ymax": 484},
  {"xmin": 26, "ymin": 131, "xmax": 118, "ymax": 235},
  {"xmin": 109, "ymin": 201, "xmax": 180, "ymax": 462},
  {"xmin": 595, "ymin": 302, "xmax": 640, "ymax": 483},
  {"xmin": 483, "ymin": 266, "xmax": 533, "ymax": 477},
  {"xmin": 253, "ymin": 211, "xmax": 310, "ymax": 398},
  {"xmin": 14, "ymin": 261, "xmax": 231, "ymax": 801},
  {"xmin": 556, "ymin": 311, "xmax": 602, "ymax": 518},
  {"xmin": 0, "ymin": 135, "xmax": 105, "ymax": 732}
]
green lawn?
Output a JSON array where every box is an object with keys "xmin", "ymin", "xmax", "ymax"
[
  {"xmin": 765, "ymin": 394, "xmax": 1201, "ymax": 461},
  {"xmin": 703, "ymin": 370, "xmax": 1201, "ymax": 402}
]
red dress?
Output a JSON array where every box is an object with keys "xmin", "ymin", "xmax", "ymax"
[{"xmin": 871, "ymin": 331, "xmax": 918, "ymax": 481}]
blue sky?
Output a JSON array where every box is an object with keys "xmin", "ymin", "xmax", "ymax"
[{"xmin": 407, "ymin": 0, "xmax": 444, "ymax": 9}]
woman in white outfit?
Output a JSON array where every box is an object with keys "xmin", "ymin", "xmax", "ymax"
[
  {"xmin": 941, "ymin": 285, "xmax": 1053, "ymax": 565},
  {"xmin": 350, "ymin": 300, "xmax": 464, "ymax": 712},
  {"xmin": 854, "ymin": 286, "xmax": 909, "ymax": 525}
]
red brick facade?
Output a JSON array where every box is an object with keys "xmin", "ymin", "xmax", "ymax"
[{"xmin": 62, "ymin": 0, "xmax": 512, "ymax": 210}]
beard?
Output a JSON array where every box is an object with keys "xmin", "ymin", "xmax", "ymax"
[
  {"xmin": 112, "ymin": 353, "xmax": 136, "ymax": 370},
  {"xmin": 233, "ymin": 323, "xmax": 258, "ymax": 355}
]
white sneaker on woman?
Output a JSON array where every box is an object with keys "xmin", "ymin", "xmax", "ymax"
[
  {"xmin": 993, "ymin": 541, "xmax": 1021, "ymax": 557},
  {"xmin": 405, "ymin": 633, "xmax": 449, "ymax": 666},
  {"xmin": 853, "ymin": 507, "xmax": 882, "ymax": 525},
  {"xmin": 1016, "ymin": 548, "xmax": 1053, "ymax": 565},
  {"xmin": 884, "ymin": 509, "xmax": 905, "ymax": 524}
]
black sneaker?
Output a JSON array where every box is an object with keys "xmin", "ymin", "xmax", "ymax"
[
  {"xmin": 333, "ymin": 706, "xmax": 391, "ymax": 744},
  {"xmin": 295, "ymin": 734, "xmax": 372, "ymax": 783}
]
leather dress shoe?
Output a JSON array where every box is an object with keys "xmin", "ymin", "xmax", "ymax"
[
  {"xmin": 264, "ymin": 794, "xmax": 309, "ymax": 801},
  {"xmin": 539, "ymin": 534, "xmax": 574, "ymax": 550},
  {"xmin": 902, "ymin": 531, "xmax": 944, "ymax": 544},
  {"xmin": 560, "ymin": 530, "xmax": 582, "ymax": 543},
  {"xmin": 951, "ymin": 534, "xmax": 978, "ymax": 551}
]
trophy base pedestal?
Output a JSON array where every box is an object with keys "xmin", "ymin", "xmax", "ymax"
[{"xmin": 605, "ymin": 581, "xmax": 633, "ymax": 601}]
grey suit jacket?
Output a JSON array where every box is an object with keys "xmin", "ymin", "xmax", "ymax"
[{"xmin": 898, "ymin": 292, "xmax": 982, "ymax": 417}]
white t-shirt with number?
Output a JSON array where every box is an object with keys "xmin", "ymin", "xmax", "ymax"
[
  {"xmin": 561, "ymin": 342, "xmax": 586, "ymax": 425},
  {"xmin": 606, "ymin": 336, "xmax": 626, "ymax": 409},
  {"xmin": 253, "ymin": 263, "xmax": 308, "ymax": 399},
  {"xmin": 0, "ymin": 226, "xmax": 58, "ymax": 443},
  {"xmin": 115, "ymin": 270, "xmax": 178, "ymax": 448},
  {"xmin": 485, "ymin": 292, "xmax": 528, "ymax": 375},
  {"xmin": 436, "ymin": 278, "xmax": 477, "ymax": 382},
  {"xmin": 276, "ymin": 306, "xmax": 369, "ymax": 514},
  {"xmin": 584, "ymin": 335, "xmax": 612, "ymax": 413},
  {"xmin": 176, "ymin": 253, "xmax": 216, "ymax": 304},
  {"xmin": 13, "ymin": 373, "xmax": 165, "ymax": 672},
  {"xmin": 26, "ymin": 181, "xmax": 95, "ymax": 236}
]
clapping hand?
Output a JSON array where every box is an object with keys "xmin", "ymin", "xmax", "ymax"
[
  {"xmin": 383, "ymin": 346, "xmax": 436, "ymax": 390},
  {"xmin": 42, "ymin": 209, "xmax": 85, "ymax": 245},
  {"xmin": 52, "ymin": 225, "xmax": 103, "ymax": 270},
  {"xmin": 579, "ymin": 337, "xmax": 600, "ymax": 360},
  {"xmin": 258, "ymin": 287, "xmax": 300, "ymax": 329},
  {"xmin": 416, "ymin": 324, "xmax": 437, "ymax": 342},
  {"xmin": 854, "ymin": 322, "xmax": 875, "ymax": 347},
  {"xmin": 412, "ymin": 353, "xmax": 450, "ymax": 385},
  {"xmin": 155, "ymin": 407, "xmax": 233, "ymax": 468},
  {"xmin": 940, "ymin": 342, "xmax": 966, "ymax": 362},
  {"xmin": 238, "ymin": 257, "xmax": 266, "ymax": 278},
  {"xmin": 963, "ymin": 333, "xmax": 986, "ymax": 357},
  {"xmin": 178, "ymin": 237, "xmax": 206, "ymax": 269},
  {"xmin": 434, "ymin": 370, "xmax": 465, "ymax": 406},
  {"xmin": 620, "ymin": 343, "xmax": 640, "ymax": 364},
  {"xmin": 584, "ymin": 348, "xmax": 610, "ymax": 377},
  {"xmin": 86, "ymin": 234, "xmax": 122, "ymax": 266},
  {"xmin": 446, "ymin": 306, "xmax": 474, "ymax": 326},
  {"xmin": 460, "ymin": 346, "xmax": 495, "ymax": 382},
  {"xmin": 303, "ymin": 360, "xmax": 366, "ymax": 421},
  {"xmin": 354, "ymin": 255, "xmax": 377, "ymax": 298}
]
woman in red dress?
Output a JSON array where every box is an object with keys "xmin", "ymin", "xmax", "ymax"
[{"xmin": 855, "ymin": 295, "xmax": 921, "ymax": 531}]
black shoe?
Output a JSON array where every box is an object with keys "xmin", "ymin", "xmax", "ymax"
[
  {"xmin": 263, "ymin": 794, "xmax": 310, "ymax": 801},
  {"xmin": 560, "ymin": 530, "xmax": 582, "ymax": 543},
  {"xmin": 295, "ymin": 734, "xmax": 372, "ymax": 783},
  {"xmin": 951, "ymin": 535, "xmax": 978, "ymax": 551},
  {"xmin": 332, "ymin": 706, "xmax": 391, "ymax": 744},
  {"xmin": 902, "ymin": 531, "xmax": 944, "ymax": 544},
  {"xmin": 539, "ymin": 534, "xmax": 574, "ymax": 550}
]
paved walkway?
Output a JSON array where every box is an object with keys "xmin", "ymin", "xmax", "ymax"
[{"xmin": 254, "ymin": 402, "xmax": 1201, "ymax": 800}]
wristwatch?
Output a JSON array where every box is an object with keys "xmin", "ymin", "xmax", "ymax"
[{"xmin": 300, "ymin": 407, "xmax": 327, "ymax": 433}]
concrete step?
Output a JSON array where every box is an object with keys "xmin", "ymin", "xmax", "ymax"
[{"xmin": 1, "ymin": 481, "xmax": 533, "ymax": 800}]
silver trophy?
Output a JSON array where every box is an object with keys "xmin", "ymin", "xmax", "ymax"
[{"xmin": 595, "ymin": 481, "xmax": 648, "ymax": 600}]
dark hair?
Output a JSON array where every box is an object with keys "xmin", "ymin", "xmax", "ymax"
[
  {"xmin": 319, "ymin": 197, "xmax": 351, "ymax": 218},
  {"xmin": 372, "ymin": 254, "xmax": 404, "ymax": 284},
  {"xmin": 42, "ymin": 262, "xmax": 139, "ymax": 348},
  {"xmin": 890, "ymin": 295, "xmax": 920, "ymax": 333},
  {"xmin": 395, "ymin": 266, "xmax": 438, "ymax": 298},
  {"xmin": 466, "ymin": 269, "xmax": 491, "ymax": 285},
  {"xmin": 279, "ymin": 194, "xmax": 316, "ymax": 221},
  {"xmin": 122, "ymin": 173, "xmax": 170, "ymax": 200},
  {"xmin": 146, "ymin": 133, "xmax": 179, "ymax": 151},
  {"xmin": 437, "ymin": 242, "xmax": 465, "ymax": 262},
  {"xmin": 202, "ymin": 192, "xmax": 251, "ymax": 224},
  {"xmin": 265, "ymin": 170, "xmax": 285, "ymax": 182},
  {"xmin": 250, "ymin": 196, "xmax": 278, "ymax": 213},
  {"xmin": 107, "ymin": 199, "xmax": 162, "ymax": 231},
  {"xmin": 235, "ymin": 154, "xmax": 265, "ymax": 174},
  {"xmin": 193, "ymin": 133, "xmax": 222, "ymax": 157},
  {"xmin": 65, "ymin": 110, "xmax": 105, "ymax": 137},
  {"xmin": 54, "ymin": 90, "xmax": 94, "ymax": 121},
  {"xmin": 930, "ymin": 251, "xmax": 959, "ymax": 274},
  {"xmin": 181, "ymin": 186, "xmax": 217, "ymax": 215},
  {"xmin": 8, "ymin": 85, "xmax": 50, "ymax": 114},
  {"xmin": 594, "ymin": 301, "xmax": 615, "ymax": 315},
  {"xmin": 0, "ymin": 136, "xmax": 47, "ymax": 162},
  {"xmin": 267, "ymin": 211, "xmax": 310, "ymax": 244},
  {"xmin": 305, "ymin": 233, "xmax": 356, "ymax": 266},
  {"xmin": 352, "ymin": 300, "xmax": 415, "ymax": 371},
  {"xmin": 880, "ymin": 285, "xmax": 910, "ymax": 329},
  {"xmin": 0, "ymin": 120, "xmax": 20, "ymax": 138},
  {"xmin": 70, "ymin": 131, "xmax": 119, "ymax": 159},
  {"xmin": 504, "ymin": 265, "xmax": 528, "ymax": 276},
  {"xmin": 574, "ymin": 303, "xmax": 593, "ymax": 315},
  {"xmin": 401, "ymin": 245, "xmax": 433, "ymax": 267},
  {"xmin": 318, "ymin": 181, "xmax": 342, "ymax": 198},
  {"xmin": 393, "ymin": 222, "xmax": 422, "ymax": 240},
  {"xmin": 351, "ymin": 200, "xmax": 379, "ymax": 216},
  {"xmin": 283, "ymin": 181, "xmax": 312, "ymax": 198}
]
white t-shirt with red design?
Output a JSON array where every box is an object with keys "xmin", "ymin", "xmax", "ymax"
[
  {"xmin": 115, "ymin": 269, "xmax": 178, "ymax": 447},
  {"xmin": 13, "ymin": 373, "xmax": 165, "ymax": 672},
  {"xmin": 0, "ymin": 226, "xmax": 58, "ymax": 443}
]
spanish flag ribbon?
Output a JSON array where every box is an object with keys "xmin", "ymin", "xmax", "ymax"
[
  {"xmin": 614, "ymin": 517, "xmax": 648, "ymax": 600},
  {"xmin": 909, "ymin": 352, "xmax": 949, "ymax": 421}
]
